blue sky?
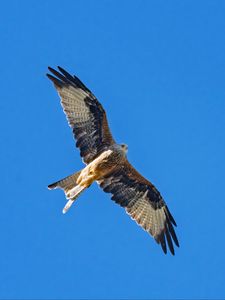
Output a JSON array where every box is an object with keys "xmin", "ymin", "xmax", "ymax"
[{"xmin": 1, "ymin": 0, "xmax": 225, "ymax": 299}]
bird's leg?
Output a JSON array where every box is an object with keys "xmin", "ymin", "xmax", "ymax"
[
  {"xmin": 62, "ymin": 184, "xmax": 86, "ymax": 214},
  {"xmin": 76, "ymin": 164, "xmax": 96, "ymax": 187}
]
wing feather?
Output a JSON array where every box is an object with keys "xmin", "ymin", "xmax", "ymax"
[
  {"xmin": 98, "ymin": 160, "xmax": 179, "ymax": 255},
  {"xmin": 47, "ymin": 66, "xmax": 115, "ymax": 164}
]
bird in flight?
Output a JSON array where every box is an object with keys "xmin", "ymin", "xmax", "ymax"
[{"xmin": 47, "ymin": 66, "xmax": 179, "ymax": 255}]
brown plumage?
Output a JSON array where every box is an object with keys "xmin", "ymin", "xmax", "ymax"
[{"xmin": 47, "ymin": 66, "xmax": 179, "ymax": 255}]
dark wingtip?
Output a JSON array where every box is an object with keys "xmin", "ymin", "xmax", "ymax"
[
  {"xmin": 165, "ymin": 226, "xmax": 175, "ymax": 255},
  {"xmin": 167, "ymin": 220, "xmax": 180, "ymax": 248},
  {"xmin": 57, "ymin": 66, "xmax": 65, "ymax": 72},
  {"xmin": 47, "ymin": 66, "xmax": 92, "ymax": 94},
  {"xmin": 161, "ymin": 241, "xmax": 167, "ymax": 255},
  {"xmin": 156, "ymin": 221, "xmax": 179, "ymax": 255},
  {"xmin": 46, "ymin": 72, "xmax": 63, "ymax": 88},
  {"xmin": 48, "ymin": 66, "xmax": 59, "ymax": 75},
  {"xmin": 57, "ymin": 66, "xmax": 76, "ymax": 83},
  {"xmin": 165, "ymin": 205, "xmax": 177, "ymax": 227},
  {"xmin": 47, "ymin": 66, "xmax": 70, "ymax": 85},
  {"xmin": 156, "ymin": 232, "xmax": 167, "ymax": 255}
]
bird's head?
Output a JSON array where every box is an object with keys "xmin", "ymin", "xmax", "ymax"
[{"xmin": 120, "ymin": 143, "xmax": 128, "ymax": 154}]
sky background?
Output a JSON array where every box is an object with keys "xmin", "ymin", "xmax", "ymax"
[{"xmin": 1, "ymin": 1, "xmax": 225, "ymax": 299}]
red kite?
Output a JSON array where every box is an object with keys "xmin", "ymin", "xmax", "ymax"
[{"xmin": 47, "ymin": 66, "xmax": 179, "ymax": 255}]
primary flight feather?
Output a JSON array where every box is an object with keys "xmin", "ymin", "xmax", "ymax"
[{"xmin": 47, "ymin": 66, "xmax": 179, "ymax": 255}]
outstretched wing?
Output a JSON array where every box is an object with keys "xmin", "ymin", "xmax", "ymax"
[
  {"xmin": 98, "ymin": 160, "xmax": 179, "ymax": 255},
  {"xmin": 47, "ymin": 66, "xmax": 115, "ymax": 164}
]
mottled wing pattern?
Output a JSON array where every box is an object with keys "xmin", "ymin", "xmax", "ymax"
[
  {"xmin": 47, "ymin": 66, "xmax": 115, "ymax": 164},
  {"xmin": 98, "ymin": 160, "xmax": 179, "ymax": 255}
]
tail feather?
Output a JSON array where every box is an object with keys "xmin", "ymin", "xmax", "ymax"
[
  {"xmin": 48, "ymin": 170, "xmax": 88, "ymax": 213},
  {"xmin": 48, "ymin": 171, "xmax": 81, "ymax": 192}
]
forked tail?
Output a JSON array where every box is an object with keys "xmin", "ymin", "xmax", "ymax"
[{"xmin": 48, "ymin": 171, "xmax": 88, "ymax": 214}]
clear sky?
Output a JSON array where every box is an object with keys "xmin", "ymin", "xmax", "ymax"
[{"xmin": 1, "ymin": 1, "xmax": 225, "ymax": 299}]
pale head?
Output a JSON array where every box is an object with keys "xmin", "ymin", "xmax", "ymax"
[{"xmin": 120, "ymin": 143, "xmax": 128, "ymax": 154}]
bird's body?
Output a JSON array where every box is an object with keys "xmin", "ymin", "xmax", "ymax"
[
  {"xmin": 47, "ymin": 66, "xmax": 179, "ymax": 255},
  {"xmin": 79, "ymin": 144, "xmax": 126, "ymax": 183}
]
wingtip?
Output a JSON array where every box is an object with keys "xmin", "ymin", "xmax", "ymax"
[
  {"xmin": 48, "ymin": 66, "xmax": 55, "ymax": 72},
  {"xmin": 155, "ymin": 233, "xmax": 167, "ymax": 255},
  {"xmin": 156, "ymin": 226, "xmax": 179, "ymax": 255},
  {"xmin": 175, "ymin": 240, "xmax": 180, "ymax": 248},
  {"xmin": 165, "ymin": 205, "xmax": 177, "ymax": 227},
  {"xmin": 46, "ymin": 73, "xmax": 63, "ymax": 88},
  {"xmin": 46, "ymin": 73, "xmax": 52, "ymax": 79},
  {"xmin": 162, "ymin": 246, "xmax": 167, "ymax": 255}
]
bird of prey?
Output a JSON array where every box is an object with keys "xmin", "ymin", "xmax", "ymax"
[{"xmin": 47, "ymin": 66, "xmax": 179, "ymax": 255}]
